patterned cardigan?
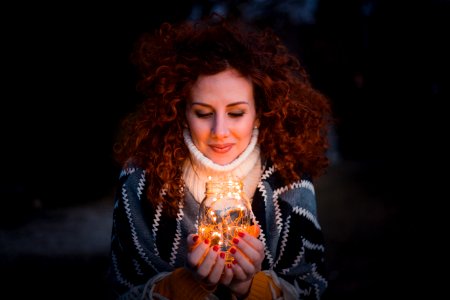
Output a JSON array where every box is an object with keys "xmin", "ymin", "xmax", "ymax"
[{"xmin": 108, "ymin": 161, "xmax": 328, "ymax": 299}]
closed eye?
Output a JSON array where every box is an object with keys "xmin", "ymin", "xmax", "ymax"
[
  {"xmin": 228, "ymin": 111, "xmax": 245, "ymax": 117},
  {"xmin": 195, "ymin": 111, "xmax": 213, "ymax": 118}
]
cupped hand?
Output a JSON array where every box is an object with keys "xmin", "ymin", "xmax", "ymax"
[
  {"xmin": 186, "ymin": 234, "xmax": 230, "ymax": 286},
  {"xmin": 227, "ymin": 225, "xmax": 265, "ymax": 295}
]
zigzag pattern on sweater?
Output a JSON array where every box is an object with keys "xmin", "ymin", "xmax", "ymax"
[
  {"xmin": 109, "ymin": 162, "xmax": 327, "ymax": 297},
  {"xmin": 293, "ymin": 256, "xmax": 327, "ymax": 300},
  {"xmin": 169, "ymin": 200, "xmax": 185, "ymax": 266},
  {"xmin": 151, "ymin": 202, "xmax": 163, "ymax": 257},
  {"xmin": 294, "ymin": 241, "xmax": 327, "ymax": 298},
  {"xmin": 310, "ymin": 263, "xmax": 328, "ymax": 288},
  {"xmin": 261, "ymin": 164, "xmax": 275, "ymax": 180},
  {"xmin": 284, "ymin": 179, "xmax": 316, "ymax": 196},
  {"xmin": 303, "ymin": 238, "xmax": 325, "ymax": 252},
  {"xmin": 270, "ymin": 179, "xmax": 313, "ymax": 240},
  {"xmin": 280, "ymin": 243, "xmax": 305, "ymax": 275},
  {"xmin": 299, "ymin": 263, "xmax": 328, "ymax": 299},
  {"xmin": 111, "ymin": 252, "xmax": 133, "ymax": 289},
  {"xmin": 132, "ymin": 258, "xmax": 144, "ymax": 276},
  {"xmin": 114, "ymin": 169, "xmax": 141, "ymax": 211},
  {"xmin": 296, "ymin": 179, "xmax": 315, "ymax": 195},
  {"xmin": 274, "ymin": 179, "xmax": 315, "ymax": 202},
  {"xmin": 137, "ymin": 172, "xmax": 146, "ymax": 200},
  {"xmin": 272, "ymin": 185, "xmax": 288, "ymax": 234},
  {"xmin": 272, "ymin": 214, "xmax": 291, "ymax": 269},
  {"xmin": 292, "ymin": 206, "xmax": 321, "ymax": 230},
  {"xmin": 122, "ymin": 186, "xmax": 158, "ymax": 272},
  {"xmin": 256, "ymin": 180, "xmax": 274, "ymax": 267},
  {"xmin": 119, "ymin": 167, "xmax": 136, "ymax": 179},
  {"xmin": 298, "ymin": 284, "xmax": 313, "ymax": 299}
]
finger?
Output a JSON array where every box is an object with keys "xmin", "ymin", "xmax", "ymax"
[
  {"xmin": 220, "ymin": 263, "xmax": 233, "ymax": 286},
  {"xmin": 197, "ymin": 243, "xmax": 219, "ymax": 279},
  {"xmin": 231, "ymin": 236, "xmax": 263, "ymax": 270},
  {"xmin": 207, "ymin": 251, "xmax": 226, "ymax": 283},
  {"xmin": 231, "ymin": 247, "xmax": 258, "ymax": 275},
  {"xmin": 236, "ymin": 231, "xmax": 264, "ymax": 254},
  {"xmin": 229, "ymin": 245, "xmax": 259, "ymax": 278},
  {"xmin": 187, "ymin": 238, "xmax": 209, "ymax": 269},
  {"xmin": 187, "ymin": 234, "xmax": 200, "ymax": 250},
  {"xmin": 230, "ymin": 259, "xmax": 247, "ymax": 281}
]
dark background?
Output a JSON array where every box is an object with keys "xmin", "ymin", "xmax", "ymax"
[{"xmin": 1, "ymin": 0, "xmax": 448, "ymax": 299}]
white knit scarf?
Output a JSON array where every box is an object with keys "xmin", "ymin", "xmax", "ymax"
[{"xmin": 182, "ymin": 128, "xmax": 262, "ymax": 203}]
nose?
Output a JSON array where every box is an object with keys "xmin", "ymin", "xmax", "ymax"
[{"xmin": 212, "ymin": 115, "xmax": 229, "ymax": 138}]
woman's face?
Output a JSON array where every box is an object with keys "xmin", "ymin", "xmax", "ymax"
[{"xmin": 186, "ymin": 68, "xmax": 258, "ymax": 165}]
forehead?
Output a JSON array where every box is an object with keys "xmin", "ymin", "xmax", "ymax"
[{"xmin": 190, "ymin": 69, "xmax": 254, "ymax": 105}]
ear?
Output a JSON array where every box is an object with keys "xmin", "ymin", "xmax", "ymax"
[{"xmin": 254, "ymin": 119, "xmax": 260, "ymax": 129}]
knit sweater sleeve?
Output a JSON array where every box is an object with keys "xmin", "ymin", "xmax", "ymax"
[
  {"xmin": 152, "ymin": 267, "xmax": 217, "ymax": 298},
  {"xmin": 244, "ymin": 271, "xmax": 282, "ymax": 300},
  {"xmin": 107, "ymin": 166, "xmax": 210, "ymax": 299},
  {"xmin": 252, "ymin": 167, "xmax": 328, "ymax": 299},
  {"xmin": 116, "ymin": 268, "xmax": 215, "ymax": 300},
  {"xmin": 106, "ymin": 166, "xmax": 165, "ymax": 298}
]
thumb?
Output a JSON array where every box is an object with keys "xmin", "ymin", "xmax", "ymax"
[{"xmin": 187, "ymin": 233, "xmax": 200, "ymax": 248}]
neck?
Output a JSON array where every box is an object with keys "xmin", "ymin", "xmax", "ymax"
[{"xmin": 182, "ymin": 128, "xmax": 262, "ymax": 203}]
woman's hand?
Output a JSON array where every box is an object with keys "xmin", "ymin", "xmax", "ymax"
[
  {"xmin": 186, "ymin": 234, "xmax": 230, "ymax": 287},
  {"xmin": 228, "ymin": 225, "xmax": 265, "ymax": 297}
]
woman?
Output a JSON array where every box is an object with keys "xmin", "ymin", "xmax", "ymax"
[{"xmin": 108, "ymin": 14, "xmax": 331, "ymax": 300}]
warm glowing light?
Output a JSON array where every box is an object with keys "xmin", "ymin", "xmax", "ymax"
[{"xmin": 198, "ymin": 175, "xmax": 251, "ymax": 262}]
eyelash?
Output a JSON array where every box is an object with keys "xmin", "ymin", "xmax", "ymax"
[
  {"xmin": 194, "ymin": 112, "xmax": 208, "ymax": 118},
  {"xmin": 228, "ymin": 112, "xmax": 245, "ymax": 117},
  {"xmin": 195, "ymin": 112, "xmax": 245, "ymax": 118}
]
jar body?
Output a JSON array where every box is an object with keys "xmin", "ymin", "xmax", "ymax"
[{"xmin": 198, "ymin": 176, "xmax": 252, "ymax": 262}]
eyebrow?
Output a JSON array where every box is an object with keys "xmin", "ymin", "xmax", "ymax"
[{"xmin": 190, "ymin": 101, "xmax": 249, "ymax": 108}]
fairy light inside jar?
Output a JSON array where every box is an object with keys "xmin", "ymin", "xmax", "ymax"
[{"xmin": 198, "ymin": 175, "xmax": 252, "ymax": 262}]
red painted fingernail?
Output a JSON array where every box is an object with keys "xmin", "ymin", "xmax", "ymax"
[
  {"xmin": 232, "ymin": 238, "xmax": 239, "ymax": 244},
  {"xmin": 213, "ymin": 245, "xmax": 219, "ymax": 252},
  {"xmin": 193, "ymin": 235, "xmax": 199, "ymax": 242},
  {"xmin": 232, "ymin": 260, "xmax": 238, "ymax": 264},
  {"xmin": 238, "ymin": 232, "xmax": 245, "ymax": 238},
  {"xmin": 220, "ymin": 252, "xmax": 225, "ymax": 259},
  {"xmin": 204, "ymin": 238, "xmax": 209, "ymax": 244},
  {"xmin": 230, "ymin": 247, "xmax": 236, "ymax": 254},
  {"xmin": 227, "ymin": 263, "xmax": 232, "ymax": 268}
]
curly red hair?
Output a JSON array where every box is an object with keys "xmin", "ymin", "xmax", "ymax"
[{"xmin": 113, "ymin": 15, "xmax": 332, "ymax": 215}]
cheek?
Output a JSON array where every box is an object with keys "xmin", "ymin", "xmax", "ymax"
[
  {"xmin": 186, "ymin": 115, "xmax": 199, "ymax": 132},
  {"xmin": 244, "ymin": 129, "xmax": 254, "ymax": 142},
  {"xmin": 237, "ymin": 123, "xmax": 255, "ymax": 140},
  {"xmin": 187, "ymin": 122, "xmax": 208, "ymax": 143}
]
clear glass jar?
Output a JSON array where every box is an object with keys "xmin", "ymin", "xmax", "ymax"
[{"xmin": 198, "ymin": 175, "xmax": 252, "ymax": 262}]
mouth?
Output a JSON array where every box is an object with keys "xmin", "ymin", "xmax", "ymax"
[{"xmin": 209, "ymin": 143, "xmax": 233, "ymax": 153}]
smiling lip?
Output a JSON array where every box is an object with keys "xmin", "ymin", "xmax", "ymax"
[{"xmin": 210, "ymin": 143, "xmax": 234, "ymax": 153}]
